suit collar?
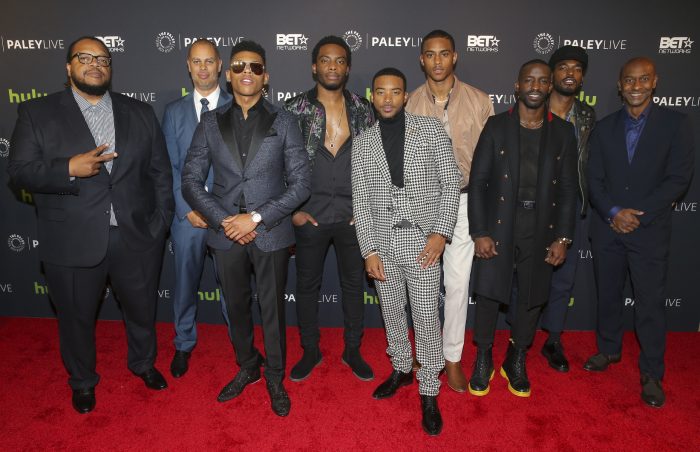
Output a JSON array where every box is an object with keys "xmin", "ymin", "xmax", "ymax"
[{"xmin": 216, "ymin": 100, "xmax": 277, "ymax": 171}]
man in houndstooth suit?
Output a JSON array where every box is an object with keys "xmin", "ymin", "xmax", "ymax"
[{"xmin": 351, "ymin": 68, "xmax": 461, "ymax": 436}]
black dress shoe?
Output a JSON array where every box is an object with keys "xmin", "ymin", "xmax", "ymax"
[
  {"xmin": 583, "ymin": 352, "xmax": 621, "ymax": 372},
  {"xmin": 138, "ymin": 367, "xmax": 168, "ymax": 390},
  {"xmin": 372, "ymin": 369, "xmax": 413, "ymax": 399},
  {"xmin": 266, "ymin": 379, "xmax": 291, "ymax": 417},
  {"xmin": 641, "ymin": 374, "xmax": 665, "ymax": 408},
  {"xmin": 217, "ymin": 367, "xmax": 261, "ymax": 402},
  {"xmin": 420, "ymin": 395, "xmax": 443, "ymax": 436},
  {"xmin": 342, "ymin": 347, "xmax": 374, "ymax": 381},
  {"xmin": 170, "ymin": 350, "xmax": 191, "ymax": 378},
  {"xmin": 541, "ymin": 341, "xmax": 569, "ymax": 372},
  {"xmin": 500, "ymin": 343, "xmax": 531, "ymax": 397},
  {"xmin": 289, "ymin": 347, "xmax": 322, "ymax": 382},
  {"xmin": 71, "ymin": 387, "xmax": 95, "ymax": 414},
  {"xmin": 469, "ymin": 345, "xmax": 494, "ymax": 396}
]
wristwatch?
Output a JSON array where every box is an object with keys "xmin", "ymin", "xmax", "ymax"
[
  {"xmin": 250, "ymin": 211, "xmax": 262, "ymax": 224},
  {"xmin": 556, "ymin": 237, "xmax": 573, "ymax": 246}
]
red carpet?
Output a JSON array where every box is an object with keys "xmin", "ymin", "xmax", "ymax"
[{"xmin": 0, "ymin": 317, "xmax": 698, "ymax": 451}]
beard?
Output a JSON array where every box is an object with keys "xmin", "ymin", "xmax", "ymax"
[
  {"xmin": 554, "ymin": 82, "xmax": 579, "ymax": 96},
  {"xmin": 316, "ymin": 73, "xmax": 347, "ymax": 91},
  {"xmin": 72, "ymin": 77, "xmax": 110, "ymax": 96}
]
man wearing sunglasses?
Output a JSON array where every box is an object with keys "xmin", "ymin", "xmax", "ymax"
[
  {"xmin": 182, "ymin": 40, "xmax": 311, "ymax": 417},
  {"xmin": 162, "ymin": 38, "xmax": 232, "ymax": 380},
  {"xmin": 8, "ymin": 36, "xmax": 174, "ymax": 414},
  {"xmin": 284, "ymin": 35, "xmax": 375, "ymax": 383}
]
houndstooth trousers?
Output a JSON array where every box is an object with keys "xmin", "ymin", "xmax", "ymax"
[{"xmin": 375, "ymin": 227, "xmax": 443, "ymax": 396}]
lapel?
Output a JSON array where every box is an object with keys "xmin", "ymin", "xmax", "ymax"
[
  {"xmin": 245, "ymin": 102, "xmax": 277, "ymax": 170},
  {"xmin": 368, "ymin": 122, "xmax": 393, "ymax": 186},
  {"xmin": 505, "ymin": 108, "xmax": 521, "ymax": 194},
  {"xmin": 59, "ymin": 89, "xmax": 98, "ymax": 158},
  {"xmin": 217, "ymin": 108, "xmax": 244, "ymax": 170},
  {"xmin": 183, "ymin": 94, "xmax": 197, "ymax": 127},
  {"xmin": 216, "ymin": 89, "xmax": 232, "ymax": 108},
  {"xmin": 613, "ymin": 109, "xmax": 629, "ymax": 168},
  {"xmin": 403, "ymin": 113, "xmax": 418, "ymax": 176}
]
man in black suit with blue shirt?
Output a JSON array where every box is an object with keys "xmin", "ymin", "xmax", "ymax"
[
  {"xmin": 182, "ymin": 40, "xmax": 311, "ymax": 417},
  {"xmin": 586, "ymin": 57, "xmax": 694, "ymax": 408}
]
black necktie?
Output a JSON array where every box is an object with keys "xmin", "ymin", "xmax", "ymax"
[{"xmin": 200, "ymin": 98, "xmax": 209, "ymax": 115}]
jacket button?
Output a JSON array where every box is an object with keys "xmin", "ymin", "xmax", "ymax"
[
  {"xmin": 556, "ymin": 156, "xmax": 561, "ymax": 161},
  {"xmin": 625, "ymin": 186, "xmax": 629, "ymax": 190},
  {"xmin": 497, "ymin": 219, "xmax": 501, "ymax": 224},
  {"xmin": 104, "ymin": 210, "xmax": 110, "ymax": 215},
  {"xmin": 500, "ymin": 150, "xmax": 505, "ymax": 155},
  {"xmin": 552, "ymin": 202, "xmax": 556, "ymax": 207},
  {"xmin": 504, "ymin": 174, "xmax": 508, "ymax": 179},
  {"xmin": 549, "ymin": 224, "xmax": 554, "ymax": 229},
  {"xmin": 500, "ymin": 196, "xmax": 505, "ymax": 201}
]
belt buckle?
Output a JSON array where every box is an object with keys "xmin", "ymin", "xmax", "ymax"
[{"xmin": 521, "ymin": 200, "xmax": 536, "ymax": 210}]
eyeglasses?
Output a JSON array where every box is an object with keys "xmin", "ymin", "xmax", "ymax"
[
  {"xmin": 230, "ymin": 60, "xmax": 265, "ymax": 75},
  {"xmin": 72, "ymin": 52, "xmax": 112, "ymax": 67}
]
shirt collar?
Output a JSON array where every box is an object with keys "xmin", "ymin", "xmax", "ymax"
[
  {"xmin": 193, "ymin": 86, "xmax": 221, "ymax": 108},
  {"xmin": 72, "ymin": 88, "xmax": 112, "ymax": 113},
  {"xmin": 625, "ymin": 101, "xmax": 653, "ymax": 123},
  {"xmin": 232, "ymin": 94, "xmax": 264, "ymax": 113}
]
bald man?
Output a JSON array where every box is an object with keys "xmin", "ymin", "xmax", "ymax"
[{"xmin": 586, "ymin": 57, "xmax": 694, "ymax": 408}]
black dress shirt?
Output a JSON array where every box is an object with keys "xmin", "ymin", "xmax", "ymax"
[
  {"xmin": 231, "ymin": 96, "xmax": 264, "ymax": 166},
  {"xmin": 303, "ymin": 138, "xmax": 353, "ymax": 223},
  {"xmin": 518, "ymin": 126, "xmax": 541, "ymax": 201}
]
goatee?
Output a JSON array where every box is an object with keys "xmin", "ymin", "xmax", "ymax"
[{"xmin": 72, "ymin": 78, "xmax": 109, "ymax": 97}]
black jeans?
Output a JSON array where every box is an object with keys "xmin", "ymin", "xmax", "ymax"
[
  {"xmin": 294, "ymin": 221, "xmax": 365, "ymax": 349},
  {"xmin": 474, "ymin": 207, "xmax": 543, "ymax": 349}
]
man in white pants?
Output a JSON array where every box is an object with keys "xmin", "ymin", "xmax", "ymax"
[{"xmin": 406, "ymin": 29, "xmax": 493, "ymax": 391}]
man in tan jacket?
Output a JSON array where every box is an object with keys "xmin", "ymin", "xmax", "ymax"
[{"xmin": 406, "ymin": 29, "xmax": 494, "ymax": 392}]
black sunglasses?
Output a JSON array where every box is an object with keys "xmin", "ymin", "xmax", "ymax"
[{"xmin": 230, "ymin": 60, "xmax": 265, "ymax": 75}]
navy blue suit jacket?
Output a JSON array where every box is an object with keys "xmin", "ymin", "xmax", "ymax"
[
  {"xmin": 588, "ymin": 104, "xmax": 694, "ymax": 233},
  {"xmin": 162, "ymin": 89, "xmax": 232, "ymax": 221}
]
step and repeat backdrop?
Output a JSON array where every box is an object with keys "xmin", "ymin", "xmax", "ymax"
[{"xmin": 1, "ymin": 0, "xmax": 698, "ymax": 331}]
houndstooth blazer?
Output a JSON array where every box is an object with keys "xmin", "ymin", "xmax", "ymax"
[{"xmin": 351, "ymin": 111, "xmax": 461, "ymax": 259}]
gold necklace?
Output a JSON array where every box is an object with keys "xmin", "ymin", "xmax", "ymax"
[
  {"xmin": 327, "ymin": 100, "xmax": 346, "ymax": 149},
  {"xmin": 519, "ymin": 118, "xmax": 544, "ymax": 129}
]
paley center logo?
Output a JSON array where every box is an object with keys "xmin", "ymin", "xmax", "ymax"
[
  {"xmin": 466, "ymin": 35, "xmax": 499, "ymax": 52},
  {"xmin": 370, "ymin": 35, "xmax": 422, "ymax": 48},
  {"xmin": 276, "ymin": 33, "xmax": 309, "ymax": 51},
  {"xmin": 653, "ymin": 95, "xmax": 700, "ymax": 108},
  {"xmin": 155, "ymin": 32, "xmax": 176, "ymax": 53},
  {"xmin": 533, "ymin": 32, "xmax": 627, "ymax": 54},
  {"xmin": 96, "ymin": 35, "xmax": 125, "ymax": 53},
  {"xmin": 343, "ymin": 30, "xmax": 363, "ymax": 52},
  {"xmin": 2, "ymin": 37, "xmax": 64, "ymax": 51},
  {"xmin": 659, "ymin": 36, "xmax": 693, "ymax": 54},
  {"xmin": 8, "ymin": 234, "xmax": 26, "ymax": 252},
  {"xmin": 0, "ymin": 137, "xmax": 9, "ymax": 158}
]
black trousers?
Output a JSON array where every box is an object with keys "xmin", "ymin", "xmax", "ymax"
[
  {"xmin": 43, "ymin": 227, "xmax": 164, "ymax": 390},
  {"xmin": 293, "ymin": 221, "xmax": 365, "ymax": 349},
  {"xmin": 591, "ymin": 215, "xmax": 670, "ymax": 379},
  {"xmin": 474, "ymin": 207, "xmax": 543, "ymax": 348},
  {"xmin": 214, "ymin": 243, "xmax": 289, "ymax": 381}
]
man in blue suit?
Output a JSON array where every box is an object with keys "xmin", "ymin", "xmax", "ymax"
[
  {"xmin": 586, "ymin": 57, "xmax": 694, "ymax": 408},
  {"xmin": 182, "ymin": 40, "xmax": 311, "ymax": 416},
  {"xmin": 162, "ymin": 39, "xmax": 232, "ymax": 379}
]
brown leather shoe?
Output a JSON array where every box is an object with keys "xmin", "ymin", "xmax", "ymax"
[
  {"xmin": 445, "ymin": 360, "xmax": 467, "ymax": 392},
  {"xmin": 412, "ymin": 356, "xmax": 421, "ymax": 372}
]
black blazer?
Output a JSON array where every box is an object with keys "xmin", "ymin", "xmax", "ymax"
[
  {"xmin": 8, "ymin": 88, "xmax": 174, "ymax": 267},
  {"xmin": 588, "ymin": 104, "xmax": 694, "ymax": 233},
  {"xmin": 469, "ymin": 108, "xmax": 578, "ymax": 306}
]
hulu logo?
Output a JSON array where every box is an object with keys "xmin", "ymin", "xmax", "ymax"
[
  {"xmin": 20, "ymin": 189, "xmax": 33, "ymax": 204},
  {"xmin": 34, "ymin": 282, "xmax": 49, "ymax": 295},
  {"xmin": 8, "ymin": 89, "xmax": 47, "ymax": 104},
  {"xmin": 182, "ymin": 87, "xmax": 190, "ymax": 97},
  {"xmin": 198, "ymin": 289, "xmax": 221, "ymax": 301},
  {"xmin": 365, "ymin": 87, "xmax": 371, "ymax": 102},
  {"xmin": 578, "ymin": 90, "xmax": 596, "ymax": 107},
  {"xmin": 363, "ymin": 291, "xmax": 379, "ymax": 305}
]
